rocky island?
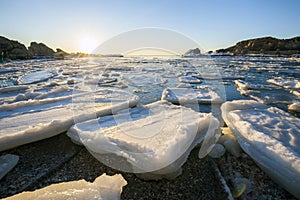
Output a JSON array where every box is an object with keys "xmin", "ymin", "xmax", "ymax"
[
  {"xmin": 216, "ymin": 36, "xmax": 300, "ymax": 56},
  {"xmin": 0, "ymin": 36, "xmax": 68, "ymax": 60}
]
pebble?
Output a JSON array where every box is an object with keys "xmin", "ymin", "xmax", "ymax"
[{"xmin": 208, "ymin": 144, "xmax": 226, "ymax": 158}]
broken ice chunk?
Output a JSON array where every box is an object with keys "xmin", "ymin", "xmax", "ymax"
[
  {"xmin": 67, "ymin": 101, "xmax": 220, "ymax": 179},
  {"xmin": 3, "ymin": 173, "xmax": 127, "ymax": 200},
  {"xmin": 0, "ymin": 89, "xmax": 139, "ymax": 151},
  {"xmin": 0, "ymin": 85, "xmax": 29, "ymax": 93},
  {"xmin": 18, "ymin": 70, "xmax": 57, "ymax": 84},
  {"xmin": 221, "ymin": 100, "xmax": 300, "ymax": 198},
  {"xmin": 161, "ymin": 88, "xmax": 223, "ymax": 104},
  {"xmin": 0, "ymin": 154, "xmax": 19, "ymax": 180},
  {"xmin": 288, "ymin": 102, "xmax": 300, "ymax": 113}
]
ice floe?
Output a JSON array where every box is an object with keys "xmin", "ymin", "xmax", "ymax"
[
  {"xmin": 122, "ymin": 73, "xmax": 166, "ymax": 87},
  {"xmin": 67, "ymin": 101, "xmax": 220, "ymax": 179},
  {"xmin": 161, "ymin": 88, "xmax": 223, "ymax": 104},
  {"xmin": 0, "ymin": 85, "xmax": 29, "ymax": 93},
  {"xmin": 267, "ymin": 78, "xmax": 300, "ymax": 89},
  {"xmin": 18, "ymin": 70, "xmax": 57, "ymax": 84},
  {"xmin": 0, "ymin": 88, "xmax": 139, "ymax": 151},
  {"xmin": 178, "ymin": 76, "xmax": 201, "ymax": 84},
  {"xmin": 288, "ymin": 102, "xmax": 300, "ymax": 113},
  {"xmin": 235, "ymin": 80, "xmax": 300, "ymax": 104},
  {"xmin": 3, "ymin": 173, "xmax": 127, "ymax": 200},
  {"xmin": 221, "ymin": 100, "xmax": 300, "ymax": 198}
]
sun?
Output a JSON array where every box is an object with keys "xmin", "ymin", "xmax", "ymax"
[{"xmin": 78, "ymin": 36, "xmax": 98, "ymax": 53}]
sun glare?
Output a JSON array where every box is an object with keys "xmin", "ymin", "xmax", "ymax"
[{"xmin": 78, "ymin": 36, "xmax": 98, "ymax": 53}]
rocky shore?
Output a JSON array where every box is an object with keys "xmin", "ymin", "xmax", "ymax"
[{"xmin": 0, "ymin": 132, "xmax": 296, "ymax": 199}]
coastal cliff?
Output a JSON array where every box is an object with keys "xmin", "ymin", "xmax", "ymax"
[
  {"xmin": 217, "ymin": 36, "xmax": 300, "ymax": 55},
  {"xmin": 0, "ymin": 36, "xmax": 68, "ymax": 60},
  {"xmin": 28, "ymin": 42, "xmax": 55, "ymax": 57},
  {"xmin": 0, "ymin": 36, "xmax": 32, "ymax": 59}
]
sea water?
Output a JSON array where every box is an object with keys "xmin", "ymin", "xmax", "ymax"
[{"xmin": 0, "ymin": 55, "xmax": 299, "ymax": 117}]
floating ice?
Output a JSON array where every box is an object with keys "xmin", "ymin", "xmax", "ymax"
[
  {"xmin": 267, "ymin": 78, "xmax": 300, "ymax": 89},
  {"xmin": 18, "ymin": 70, "xmax": 57, "ymax": 84},
  {"xmin": 0, "ymin": 154, "xmax": 19, "ymax": 180},
  {"xmin": 178, "ymin": 76, "xmax": 201, "ymax": 84},
  {"xmin": 219, "ymin": 127, "xmax": 242, "ymax": 157},
  {"xmin": 67, "ymin": 101, "xmax": 220, "ymax": 179},
  {"xmin": 161, "ymin": 88, "xmax": 223, "ymax": 104},
  {"xmin": 221, "ymin": 100, "xmax": 300, "ymax": 198},
  {"xmin": 3, "ymin": 173, "xmax": 127, "ymax": 200},
  {"xmin": 0, "ymin": 89, "xmax": 139, "ymax": 151},
  {"xmin": 288, "ymin": 102, "xmax": 300, "ymax": 113},
  {"xmin": 0, "ymin": 85, "xmax": 29, "ymax": 93},
  {"xmin": 122, "ymin": 73, "xmax": 166, "ymax": 87},
  {"xmin": 235, "ymin": 81, "xmax": 299, "ymax": 104}
]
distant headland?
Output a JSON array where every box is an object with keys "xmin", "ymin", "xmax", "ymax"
[
  {"xmin": 216, "ymin": 36, "xmax": 300, "ymax": 56},
  {"xmin": 1, "ymin": 35, "xmax": 300, "ymax": 60}
]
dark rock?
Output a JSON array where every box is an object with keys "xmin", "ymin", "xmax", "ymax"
[
  {"xmin": 54, "ymin": 48, "xmax": 69, "ymax": 60},
  {"xmin": 28, "ymin": 42, "xmax": 55, "ymax": 57},
  {"xmin": 56, "ymin": 48, "xmax": 69, "ymax": 56},
  {"xmin": 217, "ymin": 36, "xmax": 300, "ymax": 55},
  {"xmin": 0, "ymin": 36, "xmax": 32, "ymax": 59}
]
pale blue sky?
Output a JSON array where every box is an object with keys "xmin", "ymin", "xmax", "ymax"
[{"xmin": 1, "ymin": 0, "xmax": 300, "ymax": 53}]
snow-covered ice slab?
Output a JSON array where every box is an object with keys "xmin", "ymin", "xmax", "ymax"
[
  {"xmin": 221, "ymin": 100, "xmax": 300, "ymax": 198},
  {"xmin": 234, "ymin": 80, "xmax": 277, "ymax": 91},
  {"xmin": 67, "ymin": 101, "xmax": 220, "ymax": 179},
  {"xmin": 0, "ymin": 89, "xmax": 139, "ymax": 151},
  {"xmin": 267, "ymin": 78, "xmax": 300, "ymax": 89},
  {"xmin": 0, "ymin": 85, "xmax": 29, "ymax": 94},
  {"xmin": 18, "ymin": 70, "xmax": 57, "ymax": 84},
  {"xmin": 0, "ymin": 154, "xmax": 19, "ymax": 180},
  {"xmin": 3, "ymin": 173, "xmax": 127, "ymax": 200},
  {"xmin": 161, "ymin": 88, "xmax": 223, "ymax": 104}
]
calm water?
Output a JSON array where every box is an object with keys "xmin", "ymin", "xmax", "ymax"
[{"xmin": 0, "ymin": 56, "xmax": 299, "ymax": 117}]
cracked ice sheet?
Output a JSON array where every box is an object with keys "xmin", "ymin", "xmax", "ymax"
[
  {"xmin": 18, "ymin": 70, "xmax": 57, "ymax": 85},
  {"xmin": 3, "ymin": 173, "xmax": 127, "ymax": 200},
  {"xmin": 161, "ymin": 88, "xmax": 224, "ymax": 104},
  {"xmin": 0, "ymin": 89, "xmax": 139, "ymax": 151},
  {"xmin": 221, "ymin": 100, "xmax": 300, "ymax": 198},
  {"xmin": 67, "ymin": 101, "xmax": 220, "ymax": 177}
]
